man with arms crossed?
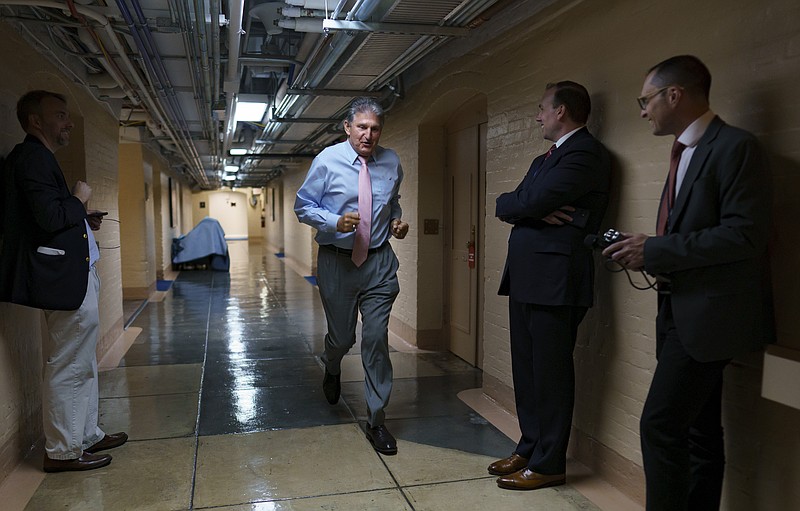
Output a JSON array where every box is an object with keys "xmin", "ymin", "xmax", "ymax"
[{"xmin": 490, "ymin": 81, "xmax": 611, "ymax": 490}]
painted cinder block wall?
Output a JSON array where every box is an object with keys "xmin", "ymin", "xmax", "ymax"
[{"xmin": 119, "ymin": 143, "xmax": 157, "ymax": 299}]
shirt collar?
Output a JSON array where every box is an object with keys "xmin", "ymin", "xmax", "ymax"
[
  {"xmin": 555, "ymin": 126, "xmax": 584, "ymax": 148},
  {"xmin": 677, "ymin": 110, "xmax": 715, "ymax": 148},
  {"xmin": 344, "ymin": 140, "xmax": 381, "ymax": 165}
]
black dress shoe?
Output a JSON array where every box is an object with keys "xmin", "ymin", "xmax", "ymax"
[
  {"xmin": 43, "ymin": 452, "xmax": 112, "ymax": 473},
  {"xmin": 86, "ymin": 432, "xmax": 129, "ymax": 453},
  {"xmin": 323, "ymin": 369, "xmax": 341, "ymax": 405},
  {"xmin": 366, "ymin": 424, "xmax": 397, "ymax": 455}
]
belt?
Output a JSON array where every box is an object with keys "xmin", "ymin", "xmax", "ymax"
[
  {"xmin": 655, "ymin": 277, "xmax": 671, "ymax": 295},
  {"xmin": 320, "ymin": 241, "xmax": 388, "ymax": 257}
]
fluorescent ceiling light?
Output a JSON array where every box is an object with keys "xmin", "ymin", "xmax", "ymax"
[
  {"xmin": 222, "ymin": 174, "xmax": 237, "ymax": 181},
  {"xmin": 230, "ymin": 148, "xmax": 247, "ymax": 155},
  {"xmin": 224, "ymin": 165, "xmax": 239, "ymax": 173},
  {"xmin": 234, "ymin": 94, "xmax": 270, "ymax": 123}
]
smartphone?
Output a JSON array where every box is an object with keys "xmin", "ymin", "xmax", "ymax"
[{"xmin": 87, "ymin": 211, "xmax": 108, "ymax": 217}]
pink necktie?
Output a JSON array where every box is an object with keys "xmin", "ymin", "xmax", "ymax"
[
  {"xmin": 352, "ymin": 155, "xmax": 372, "ymax": 267},
  {"xmin": 656, "ymin": 140, "xmax": 687, "ymax": 236}
]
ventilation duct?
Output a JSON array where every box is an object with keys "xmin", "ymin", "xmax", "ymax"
[{"xmin": 250, "ymin": 2, "xmax": 284, "ymax": 35}]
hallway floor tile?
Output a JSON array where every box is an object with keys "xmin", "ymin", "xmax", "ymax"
[{"xmin": 21, "ymin": 240, "xmax": 615, "ymax": 510}]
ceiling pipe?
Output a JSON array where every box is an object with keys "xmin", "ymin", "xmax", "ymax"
[
  {"xmin": 266, "ymin": 0, "xmax": 380, "ymax": 134},
  {"xmin": 170, "ymin": 0, "xmax": 215, "ymax": 172},
  {"xmin": 117, "ymin": 0, "xmax": 207, "ymax": 186},
  {"xmin": 222, "ymin": 0, "xmax": 245, "ymax": 159},
  {"xmin": 237, "ymin": 54, "xmax": 301, "ymax": 66},
  {"xmin": 330, "ymin": 0, "xmax": 348, "ymax": 20},
  {"xmin": 1, "ymin": 0, "xmax": 212, "ymax": 187},
  {"xmin": 189, "ymin": 0, "xmax": 215, "ymax": 140},
  {"xmin": 263, "ymin": 0, "xmax": 371, "ymax": 137},
  {"xmin": 0, "ymin": 0, "xmax": 140, "ymax": 103},
  {"xmin": 211, "ymin": 0, "xmax": 222, "ymax": 102},
  {"xmin": 127, "ymin": 0, "xmax": 191, "ymax": 135}
]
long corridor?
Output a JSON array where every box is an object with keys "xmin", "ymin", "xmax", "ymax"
[{"xmin": 22, "ymin": 241, "xmax": 604, "ymax": 510}]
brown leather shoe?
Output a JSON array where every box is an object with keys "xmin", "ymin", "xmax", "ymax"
[
  {"xmin": 86, "ymin": 432, "xmax": 129, "ymax": 453},
  {"xmin": 43, "ymin": 452, "xmax": 112, "ymax": 473},
  {"xmin": 496, "ymin": 468, "xmax": 566, "ymax": 491},
  {"xmin": 487, "ymin": 453, "xmax": 529, "ymax": 475}
]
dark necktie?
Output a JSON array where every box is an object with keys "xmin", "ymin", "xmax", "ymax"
[
  {"xmin": 527, "ymin": 144, "xmax": 558, "ymax": 184},
  {"xmin": 656, "ymin": 140, "xmax": 687, "ymax": 235},
  {"xmin": 352, "ymin": 155, "xmax": 372, "ymax": 267}
]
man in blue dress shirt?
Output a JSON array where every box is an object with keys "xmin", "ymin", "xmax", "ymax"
[{"xmin": 295, "ymin": 97, "xmax": 409, "ymax": 455}]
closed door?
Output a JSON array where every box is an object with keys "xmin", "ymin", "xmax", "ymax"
[{"xmin": 446, "ymin": 124, "xmax": 481, "ymax": 365}]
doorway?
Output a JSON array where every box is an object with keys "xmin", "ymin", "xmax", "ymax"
[{"xmin": 444, "ymin": 96, "xmax": 487, "ymax": 367}]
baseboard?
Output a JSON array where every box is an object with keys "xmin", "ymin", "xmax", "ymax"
[
  {"xmin": 98, "ymin": 326, "xmax": 141, "ymax": 371},
  {"xmin": 762, "ymin": 345, "xmax": 800, "ymax": 410},
  {"xmin": 0, "ymin": 440, "xmax": 45, "ymax": 511}
]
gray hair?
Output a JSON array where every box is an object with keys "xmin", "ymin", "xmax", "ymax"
[{"xmin": 346, "ymin": 97, "xmax": 384, "ymax": 125}]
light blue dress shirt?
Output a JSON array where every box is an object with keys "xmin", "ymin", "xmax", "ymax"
[
  {"xmin": 295, "ymin": 140, "xmax": 403, "ymax": 249},
  {"xmin": 85, "ymin": 220, "xmax": 100, "ymax": 266}
]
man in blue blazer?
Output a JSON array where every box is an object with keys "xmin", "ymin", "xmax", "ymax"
[
  {"xmin": 0, "ymin": 90, "xmax": 127, "ymax": 472},
  {"xmin": 489, "ymin": 81, "xmax": 611, "ymax": 490},
  {"xmin": 604, "ymin": 56, "xmax": 774, "ymax": 510}
]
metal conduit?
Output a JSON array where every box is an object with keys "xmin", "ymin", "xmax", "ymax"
[
  {"xmin": 123, "ymin": 0, "xmax": 207, "ymax": 184},
  {"xmin": 177, "ymin": 0, "xmax": 210, "ymax": 141},
  {"xmin": 128, "ymin": 0, "xmax": 192, "ymax": 137},
  {"xmin": 222, "ymin": 0, "xmax": 245, "ymax": 159},
  {"xmin": 0, "ymin": 0, "xmax": 210, "ymax": 187}
]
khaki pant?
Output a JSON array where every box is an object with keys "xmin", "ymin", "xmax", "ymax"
[{"xmin": 43, "ymin": 266, "xmax": 105, "ymax": 459}]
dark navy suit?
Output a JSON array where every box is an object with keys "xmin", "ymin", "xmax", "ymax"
[
  {"xmin": 1, "ymin": 134, "xmax": 90, "ymax": 310},
  {"xmin": 496, "ymin": 127, "xmax": 611, "ymax": 474}
]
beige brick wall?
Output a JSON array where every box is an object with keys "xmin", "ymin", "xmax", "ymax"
[
  {"xmin": 245, "ymin": 188, "xmax": 265, "ymax": 239},
  {"xmin": 263, "ymin": 184, "xmax": 285, "ymax": 252},
  {"xmin": 281, "ymin": 172, "xmax": 317, "ymax": 275},
  {"xmin": 118, "ymin": 144, "xmax": 157, "ymax": 299}
]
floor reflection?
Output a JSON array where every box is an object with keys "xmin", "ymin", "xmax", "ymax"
[{"xmin": 24, "ymin": 240, "xmax": 606, "ymax": 511}]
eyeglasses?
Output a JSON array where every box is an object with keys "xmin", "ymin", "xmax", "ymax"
[{"xmin": 636, "ymin": 86, "xmax": 671, "ymax": 110}]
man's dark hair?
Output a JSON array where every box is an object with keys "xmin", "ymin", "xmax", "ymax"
[
  {"xmin": 346, "ymin": 97, "xmax": 384, "ymax": 125},
  {"xmin": 17, "ymin": 90, "xmax": 67, "ymax": 130},
  {"xmin": 648, "ymin": 55, "xmax": 712, "ymax": 100},
  {"xmin": 545, "ymin": 81, "xmax": 591, "ymax": 124}
]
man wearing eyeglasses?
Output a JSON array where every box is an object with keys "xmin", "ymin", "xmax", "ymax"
[{"xmin": 603, "ymin": 56, "xmax": 774, "ymax": 510}]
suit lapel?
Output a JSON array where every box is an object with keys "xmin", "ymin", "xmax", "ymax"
[
  {"xmin": 668, "ymin": 117, "xmax": 723, "ymax": 232},
  {"xmin": 531, "ymin": 127, "xmax": 590, "ymax": 184}
]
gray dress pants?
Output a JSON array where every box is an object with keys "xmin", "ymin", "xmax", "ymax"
[{"xmin": 316, "ymin": 243, "xmax": 399, "ymax": 426}]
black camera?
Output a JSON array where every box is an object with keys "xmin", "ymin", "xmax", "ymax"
[{"xmin": 584, "ymin": 229, "xmax": 622, "ymax": 250}]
